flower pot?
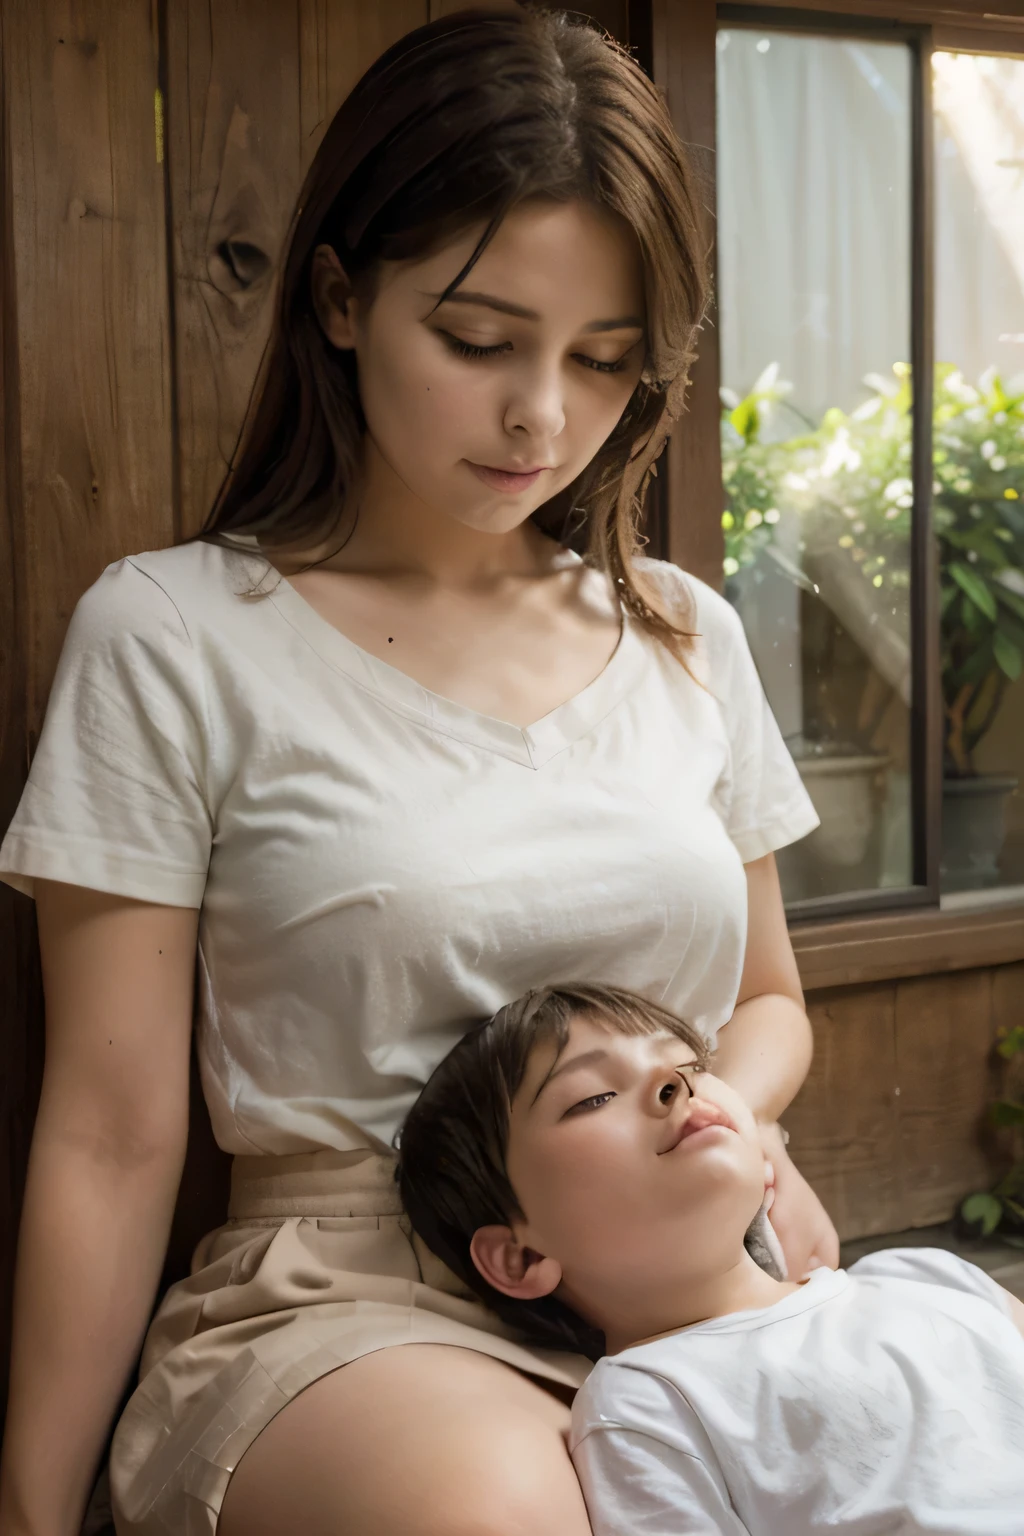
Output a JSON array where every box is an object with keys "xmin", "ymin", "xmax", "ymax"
[
  {"xmin": 776, "ymin": 749, "xmax": 890, "ymax": 900},
  {"xmin": 941, "ymin": 774, "xmax": 1019, "ymax": 892}
]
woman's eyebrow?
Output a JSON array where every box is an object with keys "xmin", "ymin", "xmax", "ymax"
[{"xmin": 431, "ymin": 289, "xmax": 644, "ymax": 333}]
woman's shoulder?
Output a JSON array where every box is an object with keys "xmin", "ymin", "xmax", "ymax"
[
  {"xmin": 72, "ymin": 538, "xmax": 262, "ymax": 645},
  {"xmin": 633, "ymin": 556, "xmax": 748, "ymax": 667}
]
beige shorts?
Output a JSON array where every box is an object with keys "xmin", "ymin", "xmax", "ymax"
[{"xmin": 110, "ymin": 1149, "xmax": 591, "ymax": 1535}]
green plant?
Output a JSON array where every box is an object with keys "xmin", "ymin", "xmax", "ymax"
[
  {"xmin": 719, "ymin": 364, "xmax": 790, "ymax": 578},
  {"xmin": 959, "ymin": 1024, "xmax": 1024, "ymax": 1245},
  {"xmin": 933, "ymin": 366, "xmax": 1024, "ymax": 775},
  {"xmin": 720, "ymin": 363, "xmax": 1024, "ymax": 770}
]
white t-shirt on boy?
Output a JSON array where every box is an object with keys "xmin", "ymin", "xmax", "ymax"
[{"xmin": 570, "ymin": 1247, "xmax": 1024, "ymax": 1535}]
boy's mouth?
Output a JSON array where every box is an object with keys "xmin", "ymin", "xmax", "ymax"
[{"xmin": 659, "ymin": 1098, "xmax": 737, "ymax": 1155}]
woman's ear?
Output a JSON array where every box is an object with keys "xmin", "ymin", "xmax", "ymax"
[
  {"xmin": 470, "ymin": 1225, "xmax": 563, "ymax": 1301},
  {"xmin": 311, "ymin": 244, "xmax": 359, "ymax": 350}
]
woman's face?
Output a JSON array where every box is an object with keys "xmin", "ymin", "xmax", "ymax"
[{"xmin": 314, "ymin": 198, "xmax": 647, "ymax": 535}]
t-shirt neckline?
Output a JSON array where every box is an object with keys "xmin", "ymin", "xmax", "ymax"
[
  {"xmin": 258, "ymin": 548, "xmax": 650, "ymax": 769},
  {"xmin": 619, "ymin": 1267, "xmax": 850, "ymax": 1357}
]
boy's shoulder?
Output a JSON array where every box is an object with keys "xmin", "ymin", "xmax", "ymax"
[
  {"xmin": 569, "ymin": 1352, "xmax": 701, "ymax": 1455},
  {"xmin": 847, "ymin": 1244, "xmax": 1014, "ymax": 1317}
]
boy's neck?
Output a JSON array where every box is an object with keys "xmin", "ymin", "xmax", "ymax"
[{"xmin": 601, "ymin": 1251, "xmax": 805, "ymax": 1355}]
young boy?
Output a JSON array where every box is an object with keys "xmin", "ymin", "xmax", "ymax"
[{"xmin": 397, "ymin": 984, "xmax": 1024, "ymax": 1535}]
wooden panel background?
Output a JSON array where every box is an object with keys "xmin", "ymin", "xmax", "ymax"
[
  {"xmin": 784, "ymin": 962, "xmax": 1024, "ymax": 1239},
  {"xmin": 0, "ymin": 0, "xmax": 175, "ymax": 1418}
]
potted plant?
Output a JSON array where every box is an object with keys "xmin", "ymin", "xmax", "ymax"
[
  {"xmin": 932, "ymin": 365, "xmax": 1024, "ymax": 889},
  {"xmin": 720, "ymin": 369, "xmax": 900, "ymax": 893},
  {"xmin": 721, "ymin": 362, "xmax": 1024, "ymax": 892}
]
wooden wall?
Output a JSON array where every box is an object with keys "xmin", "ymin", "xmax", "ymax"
[{"xmin": 786, "ymin": 964, "xmax": 1021, "ymax": 1240}]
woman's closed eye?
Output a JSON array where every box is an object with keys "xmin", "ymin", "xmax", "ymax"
[{"xmin": 439, "ymin": 331, "xmax": 632, "ymax": 374}]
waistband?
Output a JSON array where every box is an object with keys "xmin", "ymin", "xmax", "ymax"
[{"xmin": 228, "ymin": 1149, "xmax": 404, "ymax": 1220}]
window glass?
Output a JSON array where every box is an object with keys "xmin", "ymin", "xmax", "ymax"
[
  {"xmin": 717, "ymin": 28, "xmax": 914, "ymax": 904},
  {"xmin": 933, "ymin": 52, "xmax": 1024, "ymax": 898}
]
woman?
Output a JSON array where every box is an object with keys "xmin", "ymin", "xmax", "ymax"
[{"xmin": 0, "ymin": 9, "xmax": 837, "ymax": 1536}]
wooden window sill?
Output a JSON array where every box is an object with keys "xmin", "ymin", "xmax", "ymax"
[{"xmin": 790, "ymin": 898, "xmax": 1024, "ymax": 990}]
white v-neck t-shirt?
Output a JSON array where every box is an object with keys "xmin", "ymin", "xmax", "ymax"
[
  {"xmin": 570, "ymin": 1248, "xmax": 1024, "ymax": 1535},
  {"xmin": 0, "ymin": 541, "xmax": 817, "ymax": 1154}
]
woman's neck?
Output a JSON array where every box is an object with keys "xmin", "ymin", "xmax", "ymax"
[{"xmin": 275, "ymin": 434, "xmax": 562, "ymax": 590}]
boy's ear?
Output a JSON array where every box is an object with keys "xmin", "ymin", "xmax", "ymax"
[
  {"xmin": 470, "ymin": 1225, "xmax": 562, "ymax": 1301},
  {"xmin": 311, "ymin": 243, "xmax": 359, "ymax": 350}
]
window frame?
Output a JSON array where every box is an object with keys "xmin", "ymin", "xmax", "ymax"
[
  {"xmin": 658, "ymin": 0, "xmax": 1024, "ymax": 927},
  {"xmin": 714, "ymin": 6, "xmax": 938, "ymax": 920}
]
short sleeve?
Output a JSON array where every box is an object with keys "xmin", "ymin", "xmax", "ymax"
[
  {"xmin": 663, "ymin": 566, "xmax": 819, "ymax": 863},
  {"xmin": 0, "ymin": 557, "xmax": 212, "ymax": 907},
  {"xmin": 571, "ymin": 1363, "xmax": 749, "ymax": 1535},
  {"xmin": 850, "ymin": 1247, "xmax": 1014, "ymax": 1320}
]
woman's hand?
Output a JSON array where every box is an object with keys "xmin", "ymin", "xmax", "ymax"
[{"xmin": 761, "ymin": 1125, "xmax": 840, "ymax": 1280}]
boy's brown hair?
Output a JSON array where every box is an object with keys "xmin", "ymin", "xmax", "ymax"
[{"xmin": 396, "ymin": 984, "xmax": 710, "ymax": 1360}]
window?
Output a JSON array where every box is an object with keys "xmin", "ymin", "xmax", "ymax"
[
  {"xmin": 715, "ymin": 8, "xmax": 1024, "ymax": 916},
  {"xmin": 932, "ymin": 51, "xmax": 1024, "ymax": 899}
]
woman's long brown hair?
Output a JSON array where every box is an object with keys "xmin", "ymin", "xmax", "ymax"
[{"xmin": 202, "ymin": 5, "xmax": 710, "ymax": 656}]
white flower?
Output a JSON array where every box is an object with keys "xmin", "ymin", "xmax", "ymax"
[
  {"xmin": 820, "ymin": 428, "xmax": 862, "ymax": 479},
  {"xmin": 991, "ymin": 456, "xmax": 1007, "ymax": 472},
  {"xmin": 764, "ymin": 508, "xmax": 781, "ymax": 525},
  {"xmin": 723, "ymin": 557, "xmax": 740, "ymax": 577},
  {"xmin": 980, "ymin": 439, "xmax": 997, "ymax": 460},
  {"xmin": 897, "ymin": 493, "xmax": 914, "ymax": 509},
  {"xmin": 863, "ymin": 371, "xmax": 900, "ymax": 398},
  {"xmin": 745, "ymin": 509, "xmax": 764, "ymax": 529},
  {"xmin": 883, "ymin": 477, "xmax": 913, "ymax": 501},
  {"xmin": 943, "ymin": 371, "xmax": 978, "ymax": 405}
]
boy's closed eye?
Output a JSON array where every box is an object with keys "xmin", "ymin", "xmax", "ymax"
[{"xmin": 564, "ymin": 1063, "xmax": 706, "ymax": 1117}]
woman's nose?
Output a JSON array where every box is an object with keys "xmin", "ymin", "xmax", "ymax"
[{"xmin": 502, "ymin": 359, "xmax": 566, "ymax": 443}]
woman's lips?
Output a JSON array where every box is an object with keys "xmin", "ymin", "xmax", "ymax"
[
  {"xmin": 466, "ymin": 461, "xmax": 546, "ymax": 494},
  {"xmin": 660, "ymin": 1099, "xmax": 737, "ymax": 1155}
]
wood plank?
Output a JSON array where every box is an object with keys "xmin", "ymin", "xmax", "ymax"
[
  {"xmin": 0, "ymin": 8, "xmax": 42, "ymax": 1432},
  {"xmin": 783, "ymin": 983, "xmax": 902, "ymax": 1240},
  {"xmin": 933, "ymin": 25, "xmax": 1024, "ymax": 54},
  {"xmin": 792, "ymin": 901, "xmax": 1024, "ymax": 990},
  {"xmin": 1, "ymin": 0, "xmax": 174, "ymax": 1427},
  {"xmin": 6, "ymin": 0, "xmax": 175, "ymax": 718},
  {"xmin": 893, "ymin": 969, "xmax": 999, "ymax": 1228},
  {"xmin": 167, "ymin": 0, "xmax": 428, "ymax": 538},
  {"xmin": 720, "ymin": 0, "xmax": 1024, "ymax": 31},
  {"xmin": 650, "ymin": 0, "xmax": 724, "ymax": 589}
]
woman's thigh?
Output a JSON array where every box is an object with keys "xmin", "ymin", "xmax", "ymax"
[{"xmin": 217, "ymin": 1343, "xmax": 593, "ymax": 1536}]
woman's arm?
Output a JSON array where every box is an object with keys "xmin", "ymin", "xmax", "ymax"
[
  {"xmin": 0, "ymin": 882, "xmax": 197, "ymax": 1536},
  {"xmin": 713, "ymin": 853, "xmax": 840, "ymax": 1277}
]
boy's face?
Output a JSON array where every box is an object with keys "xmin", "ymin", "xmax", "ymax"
[{"xmin": 497, "ymin": 1012, "xmax": 768, "ymax": 1325}]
